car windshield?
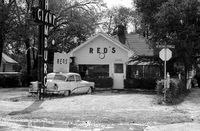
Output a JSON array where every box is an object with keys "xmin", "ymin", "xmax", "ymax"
[{"xmin": 47, "ymin": 74, "xmax": 66, "ymax": 81}]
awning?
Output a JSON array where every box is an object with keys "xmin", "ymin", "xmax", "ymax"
[
  {"xmin": 2, "ymin": 53, "xmax": 18, "ymax": 64},
  {"xmin": 128, "ymin": 61, "xmax": 159, "ymax": 66}
]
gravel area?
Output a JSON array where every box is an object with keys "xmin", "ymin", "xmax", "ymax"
[{"xmin": 0, "ymin": 87, "xmax": 200, "ymax": 130}]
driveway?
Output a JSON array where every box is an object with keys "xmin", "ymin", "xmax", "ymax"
[{"xmin": 0, "ymin": 87, "xmax": 199, "ymax": 130}]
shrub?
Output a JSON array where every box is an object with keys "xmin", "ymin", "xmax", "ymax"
[
  {"xmin": 124, "ymin": 78, "xmax": 157, "ymax": 90},
  {"xmin": 156, "ymin": 78, "xmax": 188, "ymax": 104},
  {"xmin": 0, "ymin": 74, "xmax": 22, "ymax": 87},
  {"xmin": 83, "ymin": 77, "xmax": 113, "ymax": 88},
  {"xmin": 156, "ymin": 79, "xmax": 165, "ymax": 95}
]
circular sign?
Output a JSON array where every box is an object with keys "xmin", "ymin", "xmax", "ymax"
[
  {"xmin": 99, "ymin": 53, "xmax": 105, "ymax": 59},
  {"xmin": 159, "ymin": 48, "xmax": 172, "ymax": 61}
]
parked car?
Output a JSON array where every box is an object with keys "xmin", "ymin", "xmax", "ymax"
[{"xmin": 29, "ymin": 72, "xmax": 95, "ymax": 96}]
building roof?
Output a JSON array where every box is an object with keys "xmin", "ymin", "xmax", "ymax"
[
  {"xmin": 98, "ymin": 32, "xmax": 154, "ymax": 57},
  {"xmin": 2, "ymin": 53, "xmax": 18, "ymax": 64},
  {"xmin": 125, "ymin": 34, "xmax": 154, "ymax": 56}
]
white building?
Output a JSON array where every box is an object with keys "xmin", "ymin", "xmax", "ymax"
[{"xmin": 68, "ymin": 32, "xmax": 155, "ymax": 89}]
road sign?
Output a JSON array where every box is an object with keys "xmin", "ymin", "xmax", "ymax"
[{"xmin": 159, "ymin": 48, "xmax": 172, "ymax": 61}]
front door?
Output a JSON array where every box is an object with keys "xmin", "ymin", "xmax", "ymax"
[{"xmin": 113, "ymin": 63, "xmax": 124, "ymax": 89}]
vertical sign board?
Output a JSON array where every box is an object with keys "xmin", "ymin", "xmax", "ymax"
[
  {"xmin": 32, "ymin": 0, "xmax": 56, "ymax": 99},
  {"xmin": 43, "ymin": 1, "xmax": 48, "ymax": 91},
  {"xmin": 53, "ymin": 53, "xmax": 70, "ymax": 73}
]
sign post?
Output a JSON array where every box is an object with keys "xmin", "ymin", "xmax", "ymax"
[
  {"xmin": 159, "ymin": 48, "xmax": 172, "ymax": 78},
  {"xmin": 158, "ymin": 44, "xmax": 174, "ymax": 90},
  {"xmin": 32, "ymin": 0, "xmax": 56, "ymax": 100}
]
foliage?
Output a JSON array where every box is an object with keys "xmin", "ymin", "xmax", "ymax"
[
  {"xmin": 1, "ymin": 0, "xmax": 106, "ymax": 85},
  {"xmin": 0, "ymin": 0, "xmax": 15, "ymax": 65},
  {"xmin": 134, "ymin": 0, "xmax": 168, "ymax": 37},
  {"xmin": 101, "ymin": 6, "xmax": 136, "ymax": 34},
  {"xmin": 156, "ymin": 78, "xmax": 188, "ymax": 104},
  {"xmin": 124, "ymin": 78, "xmax": 157, "ymax": 90},
  {"xmin": 48, "ymin": 0, "xmax": 106, "ymax": 53},
  {"xmin": 134, "ymin": 0, "xmax": 200, "ymax": 79},
  {"xmin": 155, "ymin": 0, "xmax": 200, "ymax": 70},
  {"xmin": 0, "ymin": 74, "xmax": 22, "ymax": 87}
]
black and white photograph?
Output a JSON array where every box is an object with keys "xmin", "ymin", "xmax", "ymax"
[{"xmin": 0, "ymin": 0, "xmax": 200, "ymax": 130}]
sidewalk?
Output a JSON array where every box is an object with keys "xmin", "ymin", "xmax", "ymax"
[{"xmin": 145, "ymin": 122, "xmax": 200, "ymax": 131}]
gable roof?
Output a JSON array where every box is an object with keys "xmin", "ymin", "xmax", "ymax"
[
  {"xmin": 69, "ymin": 32, "xmax": 135, "ymax": 57},
  {"xmin": 2, "ymin": 53, "xmax": 18, "ymax": 64},
  {"xmin": 125, "ymin": 34, "xmax": 154, "ymax": 56}
]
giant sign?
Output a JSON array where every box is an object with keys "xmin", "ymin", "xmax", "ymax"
[
  {"xmin": 32, "ymin": 0, "xmax": 56, "ymax": 98},
  {"xmin": 32, "ymin": 7, "xmax": 56, "ymax": 26}
]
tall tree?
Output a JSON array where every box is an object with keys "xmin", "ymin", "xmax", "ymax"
[
  {"xmin": 155, "ymin": 0, "xmax": 200, "ymax": 73},
  {"xmin": 101, "ymin": 6, "xmax": 135, "ymax": 34},
  {"xmin": 12, "ymin": 0, "xmax": 37, "ymax": 81},
  {"xmin": 0, "ymin": 0, "xmax": 15, "ymax": 66},
  {"xmin": 48, "ymin": 0, "xmax": 106, "ymax": 53},
  {"xmin": 134, "ymin": 0, "xmax": 167, "ymax": 38},
  {"xmin": 1, "ymin": 0, "xmax": 38, "ymax": 83},
  {"xmin": 135, "ymin": 0, "xmax": 200, "ymax": 78}
]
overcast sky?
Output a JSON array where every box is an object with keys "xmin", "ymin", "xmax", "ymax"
[{"xmin": 104, "ymin": 0, "xmax": 133, "ymax": 8}]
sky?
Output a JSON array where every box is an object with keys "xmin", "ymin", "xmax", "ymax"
[{"xmin": 104, "ymin": 0, "xmax": 133, "ymax": 8}]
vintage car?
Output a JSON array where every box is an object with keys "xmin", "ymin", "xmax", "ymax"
[{"xmin": 29, "ymin": 72, "xmax": 95, "ymax": 96}]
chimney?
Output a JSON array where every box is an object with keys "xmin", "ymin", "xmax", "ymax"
[{"xmin": 117, "ymin": 24, "xmax": 126, "ymax": 44}]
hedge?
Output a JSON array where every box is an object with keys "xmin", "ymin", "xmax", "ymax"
[
  {"xmin": 124, "ymin": 78, "xmax": 157, "ymax": 90},
  {"xmin": 0, "ymin": 74, "xmax": 22, "ymax": 87},
  {"xmin": 156, "ymin": 78, "xmax": 188, "ymax": 104}
]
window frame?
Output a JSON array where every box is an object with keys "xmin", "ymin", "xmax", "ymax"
[
  {"xmin": 114, "ymin": 63, "xmax": 124, "ymax": 73},
  {"xmin": 67, "ymin": 75, "xmax": 75, "ymax": 82}
]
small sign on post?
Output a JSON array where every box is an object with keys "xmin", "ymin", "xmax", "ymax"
[
  {"xmin": 157, "ymin": 44, "xmax": 174, "ymax": 92},
  {"xmin": 159, "ymin": 48, "xmax": 172, "ymax": 61}
]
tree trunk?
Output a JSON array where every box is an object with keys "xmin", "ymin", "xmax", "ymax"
[
  {"xmin": 0, "ymin": 1, "xmax": 5, "ymax": 66},
  {"xmin": 32, "ymin": 47, "xmax": 37, "ymax": 69},
  {"xmin": 25, "ymin": 39, "xmax": 31, "ymax": 83},
  {"xmin": 0, "ymin": 28, "xmax": 4, "ymax": 66}
]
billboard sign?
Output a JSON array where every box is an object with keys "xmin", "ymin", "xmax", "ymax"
[{"xmin": 53, "ymin": 53, "xmax": 70, "ymax": 73}]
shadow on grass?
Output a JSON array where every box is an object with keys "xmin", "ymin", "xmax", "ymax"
[{"xmin": 8, "ymin": 100, "xmax": 44, "ymax": 116}]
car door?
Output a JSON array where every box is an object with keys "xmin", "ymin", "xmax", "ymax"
[
  {"xmin": 75, "ymin": 75, "xmax": 86, "ymax": 93},
  {"xmin": 67, "ymin": 75, "xmax": 77, "ymax": 94}
]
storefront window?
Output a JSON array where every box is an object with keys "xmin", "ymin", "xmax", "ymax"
[
  {"xmin": 127, "ymin": 65, "xmax": 160, "ymax": 79},
  {"xmin": 79, "ymin": 65, "xmax": 109, "ymax": 78}
]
